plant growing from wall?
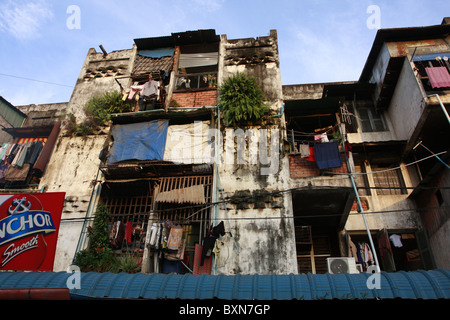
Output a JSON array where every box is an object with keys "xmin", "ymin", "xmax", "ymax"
[
  {"xmin": 84, "ymin": 90, "xmax": 132, "ymax": 126},
  {"xmin": 219, "ymin": 72, "xmax": 270, "ymax": 127},
  {"xmin": 65, "ymin": 90, "xmax": 132, "ymax": 136},
  {"xmin": 73, "ymin": 204, "xmax": 142, "ymax": 273},
  {"xmin": 73, "ymin": 204, "xmax": 116, "ymax": 272}
]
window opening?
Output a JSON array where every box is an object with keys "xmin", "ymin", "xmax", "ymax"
[
  {"xmin": 357, "ymin": 106, "xmax": 387, "ymax": 132},
  {"xmin": 102, "ymin": 180, "xmax": 155, "ymax": 261},
  {"xmin": 151, "ymin": 175, "xmax": 213, "ymax": 274},
  {"xmin": 295, "ymin": 225, "xmax": 340, "ymax": 274},
  {"xmin": 348, "ymin": 231, "xmax": 424, "ymax": 272},
  {"xmin": 353, "ymin": 161, "xmax": 371, "ymax": 196},
  {"xmin": 175, "ymin": 47, "xmax": 218, "ymax": 92},
  {"xmin": 371, "ymin": 164, "xmax": 407, "ymax": 195}
]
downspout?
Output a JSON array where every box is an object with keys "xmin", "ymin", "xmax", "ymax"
[
  {"xmin": 416, "ymin": 94, "xmax": 450, "ymax": 169},
  {"xmin": 428, "ymin": 93, "xmax": 450, "ymax": 125},
  {"xmin": 272, "ymin": 104, "xmax": 284, "ymax": 118},
  {"xmin": 211, "ymin": 104, "xmax": 220, "ymax": 275},
  {"xmin": 339, "ymin": 124, "xmax": 381, "ymax": 273},
  {"xmin": 73, "ymin": 171, "xmax": 102, "ymax": 261}
]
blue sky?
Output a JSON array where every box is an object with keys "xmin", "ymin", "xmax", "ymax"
[{"xmin": 0, "ymin": 0, "xmax": 449, "ymax": 106}]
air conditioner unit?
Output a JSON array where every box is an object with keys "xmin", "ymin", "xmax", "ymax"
[{"xmin": 327, "ymin": 257, "xmax": 360, "ymax": 274}]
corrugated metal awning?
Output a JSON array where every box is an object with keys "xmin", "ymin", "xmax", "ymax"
[
  {"xmin": 155, "ymin": 184, "xmax": 206, "ymax": 204},
  {"xmin": 0, "ymin": 270, "xmax": 449, "ymax": 300}
]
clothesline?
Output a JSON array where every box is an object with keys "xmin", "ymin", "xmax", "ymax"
[{"xmin": 290, "ymin": 124, "xmax": 339, "ymax": 137}]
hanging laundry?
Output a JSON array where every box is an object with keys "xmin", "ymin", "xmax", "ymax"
[
  {"xmin": 141, "ymin": 79, "xmax": 160, "ymax": 97},
  {"xmin": 389, "ymin": 234, "xmax": 403, "ymax": 248},
  {"xmin": 348, "ymin": 237, "xmax": 358, "ymax": 263},
  {"xmin": 193, "ymin": 243, "xmax": 212, "ymax": 275},
  {"xmin": 425, "ymin": 66, "xmax": 450, "ymax": 88},
  {"xmin": 167, "ymin": 225, "xmax": 183, "ymax": 250},
  {"xmin": 344, "ymin": 141, "xmax": 352, "ymax": 158},
  {"xmin": 201, "ymin": 221, "xmax": 225, "ymax": 266},
  {"xmin": 110, "ymin": 221, "xmax": 125, "ymax": 249},
  {"xmin": 155, "ymin": 223, "xmax": 163, "ymax": 250},
  {"xmin": 4, "ymin": 163, "xmax": 31, "ymax": 182},
  {"xmin": 378, "ymin": 233, "xmax": 393, "ymax": 259},
  {"xmin": 355, "ymin": 242, "xmax": 365, "ymax": 266},
  {"xmin": 125, "ymin": 221, "xmax": 133, "ymax": 245},
  {"xmin": 28, "ymin": 141, "xmax": 43, "ymax": 165},
  {"xmin": 305, "ymin": 146, "xmax": 315, "ymax": 161},
  {"xmin": 313, "ymin": 141, "xmax": 342, "ymax": 169},
  {"xmin": 212, "ymin": 240, "xmax": 225, "ymax": 268},
  {"xmin": 314, "ymin": 132, "xmax": 329, "ymax": 143},
  {"xmin": 165, "ymin": 239, "xmax": 186, "ymax": 261},
  {"xmin": 299, "ymin": 144, "xmax": 310, "ymax": 158},
  {"xmin": 149, "ymin": 223, "xmax": 158, "ymax": 247},
  {"xmin": 127, "ymin": 84, "xmax": 144, "ymax": 100},
  {"xmin": 363, "ymin": 243, "xmax": 374, "ymax": 267}
]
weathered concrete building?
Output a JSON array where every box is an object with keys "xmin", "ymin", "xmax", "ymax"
[{"xmin": 1, "ymin": 19, "xmax": 449, "ymax": 274}]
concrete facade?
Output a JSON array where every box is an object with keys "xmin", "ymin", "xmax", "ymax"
[
  {"xmin": 1, "ymin": 20, "xmax": 449, "ymax": 274},
  {"xmin": 216, "ymin": 30, "xmax": 296, "ymax": 274}
]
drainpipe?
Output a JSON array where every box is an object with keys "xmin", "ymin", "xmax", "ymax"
[
  {"xmin": 272, "ymin": 104, "xmax": 284, "ymax": 118},
  {"xmin": 428, "ymin": 93, "xmax": 450, "ymax": 125},
  {"xmin": 73, "ymin": 175, "xmax": 102, "ymax": 261},
  {"xmin": 415, "ymin": 94, "xmax": 450, "ymax": 169},
  {"xmin": 339, "ymin": 124, "xmax": 381, "ymax": 273},
  {"xmin": 348, "ymin": 173, "xmax": 381, "ymax": 273}
]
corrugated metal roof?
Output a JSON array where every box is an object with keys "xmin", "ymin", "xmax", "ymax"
[{"xmin": 1, "ymin": 270, "xmax": 449, "ymax": 300}]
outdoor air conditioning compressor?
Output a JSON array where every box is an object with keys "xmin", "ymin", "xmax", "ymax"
[{"xmin": 327, "ymin": 257, "xmax": 360, "ymax": 274}]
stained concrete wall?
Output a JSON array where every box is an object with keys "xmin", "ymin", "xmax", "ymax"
[
  {"xmin": 215, "ymin": 31, "xmax": 297, "ymax": 275},
  {"xmin": 387, "ymin": 58, "xmax": 427, "ymax": 142},
  {"xmin": 66, "ymin": 47, "xmax": 135, "ymax": 122},
  {"xmin": 37, "ymin": 47, "xmax": 135, "ymax": 271},
  {"xmin": 414, "ymin": 167, "xmax": 450, "ymax": 269},
  {"xmin": 40, "ymin": 135, "xmax": 105, "ymax": 271}
]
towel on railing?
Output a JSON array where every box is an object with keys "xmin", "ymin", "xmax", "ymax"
[
  {"xmin": 425, "ymin": 66, "xmax": 450, "ymax": 88},
  {"xmin": 313, "ymin": 141, "xmax": 342, "ymax": 169}
]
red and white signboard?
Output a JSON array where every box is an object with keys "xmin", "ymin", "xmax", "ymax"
[{"xmin": 0, "ymin": 192, "xmax": 65, "ymax": 271}]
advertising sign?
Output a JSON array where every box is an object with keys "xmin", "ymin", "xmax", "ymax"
[{"xmin": 0, "ymin": 192, "xmax": 65, "ymax": 271}]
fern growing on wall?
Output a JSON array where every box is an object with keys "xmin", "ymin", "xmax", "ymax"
[{"xmin": 219, "ymin": 73, "xmax": 270, "ymax": 127}]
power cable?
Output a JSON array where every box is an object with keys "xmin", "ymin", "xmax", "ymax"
[{"xmin": 0, "ymin": 72, "xmax": 74, "ymax": 88}]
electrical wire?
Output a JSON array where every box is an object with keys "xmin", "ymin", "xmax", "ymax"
[
  {"xmin": 0, "ymin": 72, "xmax": 74, "ymax": 88},
  {"xmin": 324, "ymin": 151, "xmax": 448, "ymax": 176}
]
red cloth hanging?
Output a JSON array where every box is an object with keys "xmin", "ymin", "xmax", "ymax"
[
  {"xmin": 425, "ymin": 66, "xmax": 450, "ymax": 88},
  {"xmin": 193, "ymin": 243, "xmax": 212, "ymax": 275},
  {"xmin": 125, "ymin": 221, "xmax": 133, "ymax": 245},
  {"xmin": 304, "ymin": 146, "xmax": 315, "ymax": 161}
]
